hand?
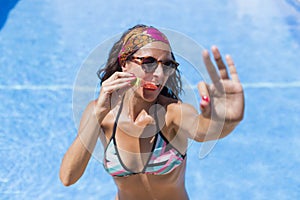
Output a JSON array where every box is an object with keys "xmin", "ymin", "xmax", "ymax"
[
  {"xmin": 95, "ymin": 72, "xmax": 136, "ymax": 118},
  {"xmin": 198, "ymin": 46, "xmax": 244, "ymax": 122}
]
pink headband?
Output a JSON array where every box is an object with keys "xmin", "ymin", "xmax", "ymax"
[{"xmin": 118, "ymin": 27, "xmax": 170, "ymax": 65}]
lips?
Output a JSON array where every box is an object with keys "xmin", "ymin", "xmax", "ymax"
[
  {"xmin": 143, "ymin": 82, "xmax": 159, "ymax": 90},
  {"xmin": 131, "ymin": 78, "xmax": 160, "ymax": 91}
]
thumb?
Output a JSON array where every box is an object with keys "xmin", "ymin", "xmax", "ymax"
[{"xmin": 198, "ymin": 82, "xmax": 211, "ymax": 117}]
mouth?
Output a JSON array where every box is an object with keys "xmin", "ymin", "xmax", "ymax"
[{"xmin": 142, "ymin": 82, "xmax": 160, "ymax": 91}]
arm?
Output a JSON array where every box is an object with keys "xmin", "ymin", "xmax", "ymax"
[
  {"xmin": 168, "ymin": 102, "xmax": 241, "ymax": 142},
  {"xmin": 59, "ymin": 101, "xmax": 101, "ymax": 186},
  {"xmin": 168, "ymin": 46, "xmax": 244, "ymax": 142},
  {"xmin": 59, "ymin": 72, "xmax": 136, "ymax": 186}
]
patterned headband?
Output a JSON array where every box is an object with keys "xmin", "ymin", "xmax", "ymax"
[{"xmin": 118, "ymin": 26, "xmax": 170, "ymax": 65}]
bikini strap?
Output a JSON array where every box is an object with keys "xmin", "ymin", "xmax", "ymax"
[
  {"xmin": 153, "ymin": 100, "xmax": 162, "ymax": 134},
  {"xmin": 112, "ymin": 96, "xmax": 125, "ymax": 138}
]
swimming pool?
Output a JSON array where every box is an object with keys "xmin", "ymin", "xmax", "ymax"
[{"xmin": 1, "ymin": 0, "xmax": 300, "ymax": 199}]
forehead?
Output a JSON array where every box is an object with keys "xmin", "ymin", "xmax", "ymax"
[{"xmin": 134, "ymin": 41, "xmax": 172, "ymax": 57}]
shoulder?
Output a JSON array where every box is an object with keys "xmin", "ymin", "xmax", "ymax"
[
  {"xmin": 76, "ymin": 100, "xmax": 98, "ymax": 134},
  {"xmin": 158, "ymin": 94, "xmax": 180, "ymax": 115},
  {"xmin": 158, "ymin": 95, "xmax": 197, "ymax": 125},
  {"xmin": 158, "ymin": 95, "xmax": 196, "ymax": 114},
  {"xmin": 83, "ymin": 100, "xmax": 115, "ymax": 126},
  {"xmin": 78, "ymin": 100, "xmax": 98, "ymax": 123}
]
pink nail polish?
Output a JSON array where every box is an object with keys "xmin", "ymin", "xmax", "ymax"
[{"xmin": 202, "ymin": 96, "xmax": 210, "ymax": 102}]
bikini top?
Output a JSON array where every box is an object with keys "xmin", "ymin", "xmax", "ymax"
[{"xmin": 103, "ymin": 99, "xmax": 186, "ymax": 177}]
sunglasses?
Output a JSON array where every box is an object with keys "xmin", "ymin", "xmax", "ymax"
[{"xmin": 129, "ymin": 56, "xmax": 179, "ymax": 76}]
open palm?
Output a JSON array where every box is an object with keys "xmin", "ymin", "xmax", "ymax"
[{"xmin": 198, "ymin": 46, "xmax": 244, "ymax": 122}]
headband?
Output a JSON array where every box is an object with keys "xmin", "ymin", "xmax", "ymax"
[{"xmin": 118, "ymin": 26, "xmax": 170, "ymax": 65}]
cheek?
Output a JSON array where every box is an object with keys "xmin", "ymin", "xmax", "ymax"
[
  {"xmin": 161, "ymin": 76, "xmax": 169, "ymax": 85},
  {"xmin": 127, "ymin": 65, "xmax": 145, "ymax": 77}
]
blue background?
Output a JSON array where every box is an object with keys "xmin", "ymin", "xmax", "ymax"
[{"xmin": 1, "ymin": 0, "xmax": 300, "ymax": 199}]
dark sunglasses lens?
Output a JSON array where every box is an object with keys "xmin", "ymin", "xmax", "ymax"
[
  {"xmin": 141, "ymin": 57, "xmax": 156, "ymax": 72},
  {"xmin": 138, "ymin": 57, "xmax": 178, "ymax": 75},
  {"xmin": 163, "ymin": 61, "xmax": 175, "ymax": 67},
  {"xmin": 142, "ymin": 57, "xmax": 156, "ymax": 64}
]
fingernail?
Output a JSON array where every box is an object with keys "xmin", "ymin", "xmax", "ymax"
[{"xmin": 202, "ymin": 96, "xmax": 210, "ymax": 102}]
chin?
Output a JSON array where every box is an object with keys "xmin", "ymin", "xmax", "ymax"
[{"xmin": 141, "ymin": 86, "xmax": 162, "ymax": 102}]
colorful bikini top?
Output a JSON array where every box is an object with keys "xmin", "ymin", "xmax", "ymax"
[{"xmin": 103, "ymin": 100, "xmax": 186, "ymax": 177}]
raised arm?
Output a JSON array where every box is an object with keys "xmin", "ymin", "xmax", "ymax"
[
  {"xmin": 168, "ymin": 46, "xmax": 244, "ymax": 142},
  {"xmin": 59, "ymin": 72, "xmax": 136, "ymax": 186}
]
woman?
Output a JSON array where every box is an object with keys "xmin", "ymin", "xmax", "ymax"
[{"xmin": 59, "ymin": 24, "xmax": 244, "ymax": 200}]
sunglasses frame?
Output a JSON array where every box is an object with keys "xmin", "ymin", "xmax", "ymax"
[{"xmin": 129, "ymin": 56, "xmax": 179, "ymax": 75}]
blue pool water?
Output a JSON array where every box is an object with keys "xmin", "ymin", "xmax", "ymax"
[{"xmin": 1, "ymin": 0, "xmax": 300, "ymax": 199}]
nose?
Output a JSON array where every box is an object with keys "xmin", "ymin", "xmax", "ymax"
[{"xmin": 152, "ymin": 62, "xmax": 164, "ymax": 77}]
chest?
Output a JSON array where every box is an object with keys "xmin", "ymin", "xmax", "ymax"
[{"xmin": 101, "ymin": 110, "xmax": 187, "ymax": 173}]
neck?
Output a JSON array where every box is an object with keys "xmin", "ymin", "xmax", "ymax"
[{"xmin": 123, "ymin": 91, "xmax": 156, "ymax": 121}]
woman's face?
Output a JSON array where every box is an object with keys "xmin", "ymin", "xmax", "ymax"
[{"xmin": 123, "ymin": 41, "xmax": 174, "ymax": 102}]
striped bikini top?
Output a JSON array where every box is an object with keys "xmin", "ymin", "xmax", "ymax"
[{"xmin": 103, "ymin": 99, "xmax": 186, "ymax": 177}]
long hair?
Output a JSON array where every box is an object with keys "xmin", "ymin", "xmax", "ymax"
[{"xmin": 97, "ymin": 24, "xmax": 183, "ymax": 99}]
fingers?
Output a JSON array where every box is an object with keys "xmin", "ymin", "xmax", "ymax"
[
  {"xmin": 103, "ymin": 81, "xmax": 132, "ymax": 94},
  {"xmin": 102, "ymin": 72, "xmax": 136, "ymax": 94},
  {"xmin": 197, "ymin": 82, "xmax": 211, "ymax": 116},
  {"xmin": 202, "ymin": 50, "xmax": 220, "ymax": 84},
  {"xmin": 211, "ymin": 46, "xmax": 229, "ymax": 79},
  {"xmin": 225, "ymin": 55, "xmax": 240, "ymax": 82},
  {"xmin": 203, "ymin": 46, "xmax": 239, "ymax": 83}
]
